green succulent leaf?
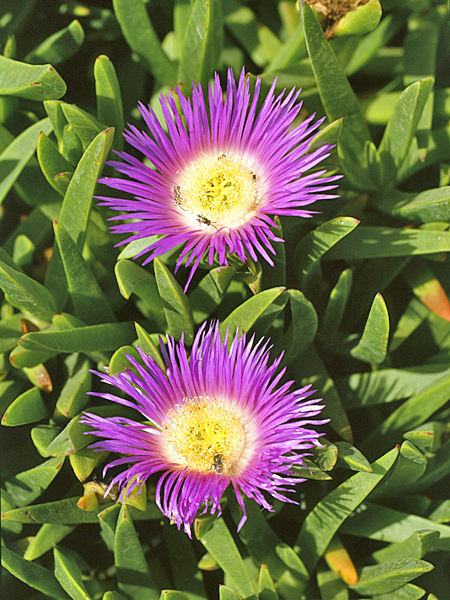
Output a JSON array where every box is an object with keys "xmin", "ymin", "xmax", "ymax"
[
  {"xmin": 24, "ymin": 523, "xmax": 75, "ymax": 561},
  {"xmin": 178, "ymin": 0, "xmax": 224, "ymax": 88},
  {"xmin": 0, "ymin": 55, "xmax": 66, "ymax": 100},
  {"xmin": 373, "ymin": 530, "xmax": 441, "ymax": 564},
  {"xmin": 378, "ymin": 78, "xmax": 434, "ymax": 187},
  {"xmin": 198, "ymin": 517, "xmax": 256, "ymax": 600},
  {"xmin": 114, "ymin": 504, "xmax": 159, "ymax": 600},
  {"xmin": 219, "ymin": 287, "xmax": 285, "ymax": 341},
  {"xmin": 54, "ymin": 545, "xmax": 93, "ymax": 600},
  {"xmin": 350, "ymin": 558, "xmax": 433, "ymax": 596},
  {"xmin": 0, "ymin": 117, "xmax": 53, "ymax": 205},
  {"xmin": 113, "ymin": 0, "xmax": 177, "ymax": 85},
  {"xmin": 1, "ymin": 545, "xmax": 70, "ymax": 600},
  {"xmin": 2, "ymin": 386, "xmax": 48, "ymax": 426},
  {"xmin": 94, "ymin": 55, "xmax": 124, "ymax": 150},
  {"xmin": 299, "ymin": 1, "xmax": 373, "ymax": 189},
  {"xmin": 154, "ymin": 257, "xmax": 194, "ymax": 344},
  {"xmin": 24, "ymin": 20, "xmax": 84, "ymax": 65},
  {"xmin": 55, "ymin": 220, "xmax": 115, "ymax": 325},
  {"xmin": 295, "ymin": 447, "xmax": 398, "ymax": 572},
  {"xmin": 350, "ymin": 293, "xmax": 389, "ymax": 364},
  {"xmin": 4, "ymin": 456, "xmax": 65, "ymax": 506}
]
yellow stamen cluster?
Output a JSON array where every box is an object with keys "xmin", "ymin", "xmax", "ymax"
[
  {"xmin": 162, "ymin": 396, "xmax": 247, "ymax": 475},
  {"xmin": 175, "ymin": 153, "xmax": 259, "ymax": 228}
]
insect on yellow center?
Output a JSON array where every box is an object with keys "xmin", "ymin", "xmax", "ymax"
[
  {"xmin": 175, "ymin": 153, "xmax": 260, "ymax": 229},
  {"xmin": 162, "ymin": 396, "xmax": 247, "ymax": 475}
]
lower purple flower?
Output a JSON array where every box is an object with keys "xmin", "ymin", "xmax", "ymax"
[{"xmin": 81, "ymin": 323, "xmax": 327, "ymax": 535}]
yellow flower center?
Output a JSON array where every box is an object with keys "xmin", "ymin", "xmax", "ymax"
[
  {"xmin": 175, "ymin": 153, "xmax": 260, "ymax": 228},
  {"xmin": 162, "ymin": 396, "xmax": 248, "ymax": 475}
]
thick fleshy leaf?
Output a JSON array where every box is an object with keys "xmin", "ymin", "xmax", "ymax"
[
  {"xmin": 219, "ymin": 287, "xmax": 285, "ymax": 341},
  {"xmin": 55, "ymin": 358, "xmax": 91, "ymax": 419},
  {"xmin": 4, "ymin": 456, "xmax": 65, "ymax": 507},
  {"xmin": 57, "ymin": 127, "xmax": 114, "ymax": 250},
  {"xmin": 378, "ymin": 78, "xmax": 434, "ymax": 186},
  {"xmin": 0, "ymin": 258, "xmax": 57, "ymax": 321},
  {"xmin": 350, "ymin": 293, "xmax": 389, "ymax": 364},
  {"xmin": 299, "ymin": 1, "xmax": 373, "ymax": 189},
  {"xmin": 298, "ymin": 345, "xmax": 353, "ymax": 442},
  {"xmin": 229, "ymin": 498, "xmax": 307, "ymax": 586},
  {"xmin": 258, "ymin": 564, "xmax": 278, "ymax": 600},
  {"xmin": 198, "ymin": 517, "xmax": 256, "ymax": 599},
  {"xmin": 0, "ymin": 55, "xmax": 66, "ymax": 100},
  {"xmin": 264, "ymin": 20, "xmax": 306, "ymax": 73},
  {"xmin": 154, "ymin": 257, "xmax": 194, "ymax": 344},
  {"xmin": 189, "ymin": 266, "xmax": 236, "ymax": 324},
  {"xmin": 319, "ymin": 269, "xmax": 353, "ymax": 339},
  {"xmin": 112, "ymin": 0, "xmax": 176, "ymax": 85},
  {"xmin": 45, "ymin": 127, "xmax": 113, "ymax": 308},
  {"xmin": 0, "ymin": 117, "xmax": 53, "ymax": 204},
  {"xmin": 24, "ymin": 523, "xmax": 75, "ymax": 561},
  {"xmin": 373, "ymin": 530, "xmax": 441, "ymax": 564},
  {"xmin": 1, "ymin": 545, "xmax": 70, "ymax": 600},
  {"xmin": 337, "ymin": 359, "xmax": 450, "ymax": 409},
  {"xmin": 25, "ymin": 20, "xmax": 84, "ymax": 65},
  {"xmin": 178, "ymin": 0, "xmax": 224, "ymax": 88},
  {"xmin": 295, "ymin": 217, "xmax": 359, "ymax": 299},
  {"xmin": 37, "ymin": 131, "xmax": 74, "ymax": 196},
  {"xmin": 115, "ymin": 259, "xmax": 165, "ymax": 328},
  {"xmin": 160, "ymin": 592, "xmax": 190, "ymax": 600},
  {"xmin": 361, "ymin": 369, "xmax": 450, "ymax": 455},
  {"xmin": 295, "ymin": 447, "xmax": 398, "ymax": 572},
  {"xmin": 350, "ymin": 558, "xmax": 433, "ymax": 596},
  {"xmin": 375, "ymin": 186, "xmax": 450, "ymax": 224},
  {"xmin": 135, "ymin": 323, "xmax": 166, "ymax": 372},
  {"xmin": 312, "ymin": 438, "xmax": 338, "ymax": 472},
  {"xmin": 17, "ymin": 321, "xmax": 135, "ymax": 356},
  {"xmin": 339, "ymin": 502, "xmax": 450, "ymax": 551},
  {"xmin": 404, "ymin": 422, "xmax": 447, "ymax": 454},
  {"xmin": 280, "ymin": 289, "xmax": 318, "ymax": 365},
  {"xmin": 69, "ymin": 447, "xmax": 109, "ymax": 482},
  {"xmin": 335, "ymin": 442, "xmax": 372, "ymax": 473},
  {"xmin": 369, "ymin": 441, "xmax": 427, "ymax": 499},
  {"xmin": 94, "ymin": 55, "xmax": 124, "ymax": 151},
  {"xmin": 114, "ymin": 504, "xmax": 159, "ymax": 600},
  {"xmin": 1, "ymin": 496, "xmax": 161, "ymax": 524},
  {"xmin": 325, "ymin": 226, "xmax": 450, "ymax": 260},
  {"xmin": 61, "ymin": 103, "xmax": 106, "ymax": 150},
  {"xmin": 346, "ymin": 13, "xmax": 404, "ymax": 75},
  {"xmin": 55, "ymin": 220, "xmax": 115, "ymax": 325},
  {"xmin": 163, "ymin": 522, "xmax": 208, "ymax": 600},
  {"xmin": 54, "ymin": 545, "xmax": 93, "ymax": 600},
  {"xmin": 2, "ymin": 386, "xmax": 48, "ymax": 426},
  {"xmin": 412, "ymin": 439, "xmax": 450, "ymax": 492},
  {"xmin": 31, "ymin": 424, "xmax": 61, "ymax": 457}
]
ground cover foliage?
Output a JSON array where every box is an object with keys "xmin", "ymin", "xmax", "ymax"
[{"xmin": 1, "ymin": 0, "xmax": 450, "ymax": 599}]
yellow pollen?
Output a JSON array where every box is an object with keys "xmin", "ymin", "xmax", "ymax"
[
  {"xmin": 162, "ymin": 396, "xmax": 247, "ymax": 474},
  {"xmin": 175, "ymin": 153, "xmax": 259, "ymax": 227}
]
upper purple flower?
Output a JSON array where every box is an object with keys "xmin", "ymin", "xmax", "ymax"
[
  {"xmin": 81, "ymin": 322, "xmax": 327, "ymax": 536},
  {"xmin": 99, "ymin": 68, "xmax": 340, "ymax": 287}
]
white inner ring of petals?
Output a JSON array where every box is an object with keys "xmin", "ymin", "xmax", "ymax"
[
  {"xmin": 174, "ymin": 153, "xmax": 260, "ymax": 229},
  {"xmin": 161, "ymin": 396, "xmax": 255, "ymax": 476}
]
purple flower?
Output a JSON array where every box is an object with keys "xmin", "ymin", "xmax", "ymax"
[
  {"xmin": 81, "ymin": 323, "xmax": 327, "ymax": 536},
  {"xmin": 99, "ymin": 68, "xmax": 340, "ymax": 288}
]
